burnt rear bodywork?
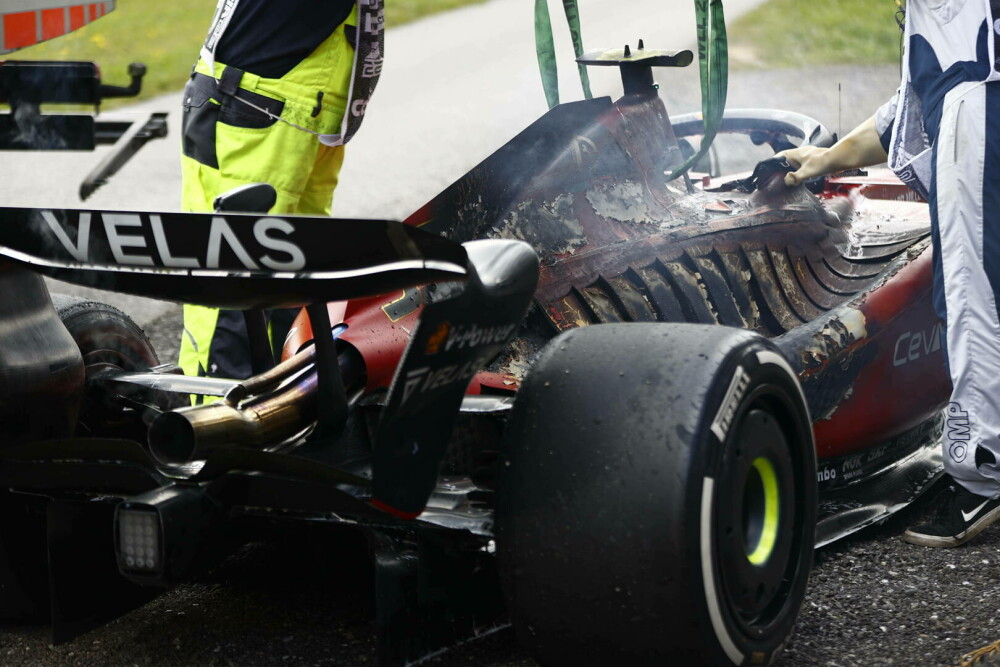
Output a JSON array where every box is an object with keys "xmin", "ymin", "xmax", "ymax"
[{"xmin": 389, "ymin": 65, "xmax": 946, "ymax": 545}]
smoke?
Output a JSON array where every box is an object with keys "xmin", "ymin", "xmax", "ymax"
[{"xmin": 6, "ymin": 103, "xmax": 71, "ymax": 150}]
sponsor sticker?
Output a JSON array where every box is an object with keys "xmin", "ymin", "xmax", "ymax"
[
  {"xmin": 947, "ymin": 402, "xmax": 971, "ymax": 463},
  {"xmin": 893, "ymin": 323, "xmax": 943, "ymax": 367},
  {"xmin": 425, "ymin": 322, "xmax": 450, "ymax": 355},
  {"xmin": 711, "ymin": 365, "xmax": 749, "ymax": 442},
  {"xmin": 421, "ymin": 322, "xmax": 517, "ymax": 356},
  {"xmin": 40, "ymin": 210, "xmax": 306, "ymax": 271},
  {"xmin": 442, "ymin": 323, "xmax": 517, "ymax": 353},
  {"xmin": 400, "ymin": 354, "xmax": 492, "ymax": 405}
]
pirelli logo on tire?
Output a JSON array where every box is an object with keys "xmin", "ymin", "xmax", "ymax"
[
  {"xmin": 710, "ymin": 365, "xmax": 750, "ymax": 443},
  {"xmin": 1, "ymin": 1, "xmax": 114, "ymax": 55}
]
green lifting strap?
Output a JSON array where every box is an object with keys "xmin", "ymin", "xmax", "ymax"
[
  {"xmin": 533, "ymin": 0, "xmax": 729, "ymax": 181},
  {"xmin": 534, "ymin": 0, "xmax": 593, "ymax": 108},
  {"xmin": 668, "ymin": 0, "xmax": 729, "ymax": 180}
]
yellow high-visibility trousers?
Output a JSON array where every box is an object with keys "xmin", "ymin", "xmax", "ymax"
[{"xmin": 178, "ymin": 9, "xmax": 354, "ymax": 382}]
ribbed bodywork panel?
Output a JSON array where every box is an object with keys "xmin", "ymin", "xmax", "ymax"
[{"xmin": 540, "ymin": 239, "xmax": 906, "ymax": 338}]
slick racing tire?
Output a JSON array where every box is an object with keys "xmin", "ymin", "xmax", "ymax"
[
  {"xmin": 496, "ymin": 323, "xmax": 816, "ymax": 666},
  {"xmin": 51, "ymin": 295, "xmax": 162, "ymax": 437}
]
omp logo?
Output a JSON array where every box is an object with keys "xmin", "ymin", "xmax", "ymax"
[
  {"xmin": 41, "ymin": 211, "xmax": 306, "ymax": 271},
  {"xmin": 893, "ymin": 323, "xmax": 943, "ymax": 367},
  {"xmin": 947, "ymin": 402, "xmax": 971, "ymax": 463},
  {"xmin": 425, "ymin": 322, "xmax": 450, "ymax": 355},
  {"xmin": 710, "ymin": 366, "xmax": 749, "ymax": 442}
]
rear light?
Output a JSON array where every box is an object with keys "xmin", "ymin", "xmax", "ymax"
[
  {"xmin": 116, "ymin": 508, "xmax": 161, "ymax": 574},
  {"xmin": 114, "ymin": 485, "xmax": 228, "ymax": 587}
]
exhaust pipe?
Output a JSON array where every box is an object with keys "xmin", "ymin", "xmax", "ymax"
[
  {"xmin": 148, "ymin": 367, "xmax": 318, "ymax": 465},
  {"xmin": 223, "ymin": 344, "xmax": 317, "ymax": 404},
  {"xmin": 148, "ymin": 335, "xmax": 364, "ymax": 465}
]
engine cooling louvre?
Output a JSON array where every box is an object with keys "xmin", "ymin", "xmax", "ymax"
[{"xmin": 542, "ymin": 237, "xmax": 921, "ymax": 338}]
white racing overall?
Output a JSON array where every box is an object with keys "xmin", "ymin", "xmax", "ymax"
[{"xmin": 875, "ymin": 0, "xmax": 1000, "ymax": 496}]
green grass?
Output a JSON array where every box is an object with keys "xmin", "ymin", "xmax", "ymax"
[
  {"xmin": 729, "ymin": 0, "xmax": 904, "ymax": 69},
  {"xmin": 8, "ymin": 0, "xmax": 487, "ymax": 106}
]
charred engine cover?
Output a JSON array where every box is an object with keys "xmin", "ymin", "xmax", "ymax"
[{"xmin": 0, "ymin": 264, "xmax": 84, "ymax": 444}]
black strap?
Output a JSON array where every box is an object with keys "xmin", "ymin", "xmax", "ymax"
[
  {"xmin": 714, "ymin": 157, "xmax": 793, "ymax": 192},
  {"xmin": 218, "ymin": 66, "xmax": 244, "ymax": 98}
]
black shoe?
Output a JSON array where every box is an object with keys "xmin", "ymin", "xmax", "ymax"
[{"xmin": 902, "ymin": 479, "xmax": 1000, "ymax": 547}]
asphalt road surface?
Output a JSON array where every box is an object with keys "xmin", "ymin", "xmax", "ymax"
[{"xmin": 7, "ymin": 0, "xmax": 999, "ymax": 665}]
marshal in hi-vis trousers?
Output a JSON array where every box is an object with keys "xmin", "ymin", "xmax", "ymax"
[{"xmin": 178, "ymin": 9, "xmax": 355, "ymax": 385}]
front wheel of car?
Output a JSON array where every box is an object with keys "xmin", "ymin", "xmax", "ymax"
[{"xmin": 495, "ymin": 323, "xmax": 816, "ymax": 665}]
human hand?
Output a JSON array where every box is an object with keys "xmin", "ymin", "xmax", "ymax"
[{"xmin": 774, "ymin": 146, "xmax": 830, "ymax": 187}]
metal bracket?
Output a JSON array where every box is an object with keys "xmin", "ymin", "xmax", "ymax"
[
  {"xmin": 79, "ymin": 112, "xmax": 169, "ymax": 200},
  {"xmin": 307, "ymin": 303, "xmax": 349, "ymax": 437},
  {"xmin": 243, "ymin": 308, "xmax": 276, "ymax": 375}
]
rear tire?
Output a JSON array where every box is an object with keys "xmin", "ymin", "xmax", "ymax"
[
  {"xmin": 51, "ymin": 295, "xmax": 161, "ymax": 437},
  {"xmin": 0, "ymin": 297, "xmax": 164, "ymax": 622},
  {"xmin": 496, "ymin": 323, "xmax": 816, "ymax": 665}
]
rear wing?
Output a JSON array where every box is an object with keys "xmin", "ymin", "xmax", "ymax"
[
  {"xmin": 0, "ymin": 207, "xmax": 469, "ymax": 308},
  {"xmin": 0, "ymin": 1, "xmax": 115, "ymax": 54}
]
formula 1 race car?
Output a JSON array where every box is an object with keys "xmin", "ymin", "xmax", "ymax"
[{"xmin": 0, "ymin": 15, "xmax": 946, "ymax": 667}]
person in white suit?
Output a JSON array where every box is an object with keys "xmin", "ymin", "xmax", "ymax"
[{"xmin": 780, "ymin": 0, "xmax": 1000, "ymax": 547}]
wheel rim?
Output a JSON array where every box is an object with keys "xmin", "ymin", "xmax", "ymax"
[
  {"xmin": 715, "ymin": 397, "xmax": 803, "ymax": 637},
  {"xmin": 744, "ymin": 456, "xmax": 780, "ymax": 566}
]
